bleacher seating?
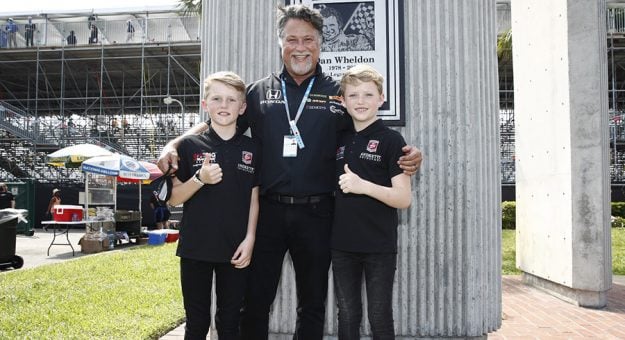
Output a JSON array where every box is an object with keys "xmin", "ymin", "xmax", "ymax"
[{"xmin": 0, "ymin": 100, "xmax": 200, "ymax": 183}]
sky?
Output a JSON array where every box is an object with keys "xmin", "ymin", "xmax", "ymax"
[{"xmin": 0, "ymin": 0, "xmax": 180, "ymax": 15}]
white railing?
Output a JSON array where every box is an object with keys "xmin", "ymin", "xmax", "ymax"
[
  {"xmin": 0, "ymin": 16, "xmax": 199, "ymax": 48},
  {"xmin": 608, "ymin": 7, "xmax": 625, "ymax": 34}
]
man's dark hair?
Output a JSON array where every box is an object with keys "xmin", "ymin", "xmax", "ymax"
[
  {"xmin": 319, "ymin": 6, "xmax": 344, "ymax": 28},
  {"xmin": 276, "ymin": 5, "xmax": 323, "ymax": 41}
]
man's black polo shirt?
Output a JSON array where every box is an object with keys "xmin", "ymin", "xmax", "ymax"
[
  {"xmin": 332, "ymin": 119, "xmax": 407, "ymax": 253},
  {"xmin": 241, "ymin": 64, "xmax": 350, "ymax": 196},
  {"xmin": 175, "ymin": 128, "xmax": 260, "ymax": 263}
]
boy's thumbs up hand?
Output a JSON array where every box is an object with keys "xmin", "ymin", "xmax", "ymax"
[
  {"xmin": 199, "ymin": 155, "xmax": 222, "ymax": 184},
  {"xmin": 338, "ymin": 163, "xmax": 365, "ymax": 194}
]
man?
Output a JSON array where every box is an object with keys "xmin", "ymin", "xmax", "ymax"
[
  {"xmin": 125, "ymin": 20, "xmax": 135, "ymax": 43},
  {"xmin": 158, "ymin": 5, "xmax": 422, "ymax": 339},
  {"xmin": 5, "ymin": 18, "xmax": 17, "ymax": 49},
  {"xmin": 0, "ymin": 183, "xmax": 15, "ymax": 209},
  {"xmin": 25, "ymin": 17, "xmax": 36, "ymax": 47},
  {"xmin": 67, "ymin": 30, "xmax": 77, "ymax": 46}
]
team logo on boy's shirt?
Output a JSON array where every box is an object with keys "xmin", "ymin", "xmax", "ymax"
[
  {"xmin": 336, "ymin": 145, "xmax": 345, "ymax": 160},
  {"xmin": 242, "ymin": 151, "xmax": 253, "ymax": 165},
  {"xmin": 193, "ymin": 152, "xmax": 216, "ymax": 165},
  {"xmin": 366, "ymin": 140, "xmax": 379, "ymax": 153}
]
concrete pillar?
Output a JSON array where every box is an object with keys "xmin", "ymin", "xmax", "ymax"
[
  {"xmin": 201, "ymin": 0, "xmax": 501, "ymax": 337},
  {"xmin": 512, "ymin": 0, "xmax": 612, "ymax": 307}
]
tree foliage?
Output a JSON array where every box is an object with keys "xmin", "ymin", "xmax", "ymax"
[
  {"xmin": 178, "ymin": 0, "xmax": 201, "ymax": 16},
  {"xmin": 497, "ymin": 28, "xmax": 512, "ymax": 63}
]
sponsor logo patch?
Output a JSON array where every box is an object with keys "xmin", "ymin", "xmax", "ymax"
[
  {"xmin": 242, "ymin": 151, "xmax": 253, "ymax": 165},
  {"xmin": 266, "ymin": 89, "xmax": 281, "ymax": 100},
  {"xmin": 366, "ymin": 140, "xmax": 379, "ymax": 153}
]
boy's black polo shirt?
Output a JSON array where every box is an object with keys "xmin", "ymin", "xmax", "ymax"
[
  {"xmin": 175, "ymin": 128, "xmax": 260, "ymax": 263},
  {"xmin": 240, "ymin": 64, "xmax": 351, "ymax": 196},
  {"xmin": 332, "ymin": 119, "xmax": 406, "ymax": 253}
]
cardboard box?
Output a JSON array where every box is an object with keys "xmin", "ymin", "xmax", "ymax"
[
  {"xmin": 115, "ymin": 210, "xmax": 141, "ymax": 221},
  {"xmin": 79, "ymin": 237, "xmax": 109, "ymax": 254}
]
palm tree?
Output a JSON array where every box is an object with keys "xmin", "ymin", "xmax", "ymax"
[
  {"xmin": 497, "ymin": 28, "xmax": 512, "ymax": 63},
  {"xmin": 178, "ymin": 0, "xmax": 201, "ymax": 16}
]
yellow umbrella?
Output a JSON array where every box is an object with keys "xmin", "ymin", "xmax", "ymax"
[{"xmin": 47, "ymin": 143, "xmax": 113, "ymax": 168}]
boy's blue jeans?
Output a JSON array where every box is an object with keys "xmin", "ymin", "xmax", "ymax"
[{"xmin": 331, "ymin": 250, "xmax": 396, "ymax": 340}]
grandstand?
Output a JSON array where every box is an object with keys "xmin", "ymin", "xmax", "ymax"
[
  {"xmin": 497, "ymin": 1, "xmax": 625, "ymax": 200},
  {"xmin": 0, "ymin": 8, "xmax": 200, "ymax": 184},
  {"xmin": 2, "ymin": 2, "xmax": 625, "ymax": 199}
]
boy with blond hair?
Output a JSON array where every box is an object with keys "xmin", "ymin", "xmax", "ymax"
[
  {"xmin": 332, "ymin": 64, "xmax": 412, "ymax": 339},
  {"xmin": 168, "ymin": 71, "xmax": 260, "ymax": 339}
]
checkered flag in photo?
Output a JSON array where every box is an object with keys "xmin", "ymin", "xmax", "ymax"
[{"xmin": 345, "ymin": 3, "xmax": 375, "ymax": 34}]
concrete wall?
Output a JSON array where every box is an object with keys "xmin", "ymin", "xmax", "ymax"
[
  {"xmin": 512, "ymin": 0, "xmax": 612, "ymax": 306},
  {"xmin": 201, "ymin": 0, "xmax": 501, "ymax": 336}
]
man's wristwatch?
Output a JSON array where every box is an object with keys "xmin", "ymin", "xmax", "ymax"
[{"xmin": 192, "ymin": 170, "xmax": 205, "ymax": 186}]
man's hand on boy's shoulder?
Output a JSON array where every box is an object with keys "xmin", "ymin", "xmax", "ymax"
[
  {"xmin": 157, "ymin": 144, "xmax": 179, "ymax": 173},
  {"xmin": 399, "ymin": 145, "xmax": 423, "ymax": 176}
]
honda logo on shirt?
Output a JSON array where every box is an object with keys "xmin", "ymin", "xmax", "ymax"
[{"xmin": 266, "ymin": 89, "xmax": 281, "ymax": 100}]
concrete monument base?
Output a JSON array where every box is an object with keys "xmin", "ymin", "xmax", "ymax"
[{"xmin": 523, "ymin": 273, "xmax": 608, "ymax": 308}]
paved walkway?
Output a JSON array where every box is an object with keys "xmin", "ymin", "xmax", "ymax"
[
  {"xmin": 12, "ymin": 227, "xmax": 136, "ymax": 269},
  {"xmin": 161, "ymin": 276, "xmax": 625, "ymax": 339},
  {"xmin": 14, "ymin": 227, "xmax": 90, "ymax": 269},
  {"xmin": 490, "ymin": 276, "xmax": 625, "ymax": 339}
]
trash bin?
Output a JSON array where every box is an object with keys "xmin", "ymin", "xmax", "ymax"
[{"xmin": 0, "ymin": 209, "xmax": 28, "ymax": 270}]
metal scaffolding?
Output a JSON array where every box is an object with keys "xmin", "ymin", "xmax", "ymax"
[{"xmin": 0, "ymin": 9, "xmax": 201, "ymax": 183}]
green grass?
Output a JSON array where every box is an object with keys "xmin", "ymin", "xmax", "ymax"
[
  {"xmin": 501, "ymin": 230, "xmax": 522, "ymax": 275},
  {"xmin": 502, "ymin": 228, "xmax": 625, "ymax": 275},
  {"xmin": 614, "ymin": 227, "xmax": 625, "ymax": 275},
  {"xmin": 0, "ymin": 243, "xmax": 184, "ymax": 339},
  {"xmin": 1, "ymin": 229, "xmax": 622, "ymax": 338}
]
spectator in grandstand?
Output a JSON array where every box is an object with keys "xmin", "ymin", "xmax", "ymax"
[
  {"xmin": 167, "ymin": 119, "xmax": 176, "ymax": 134},
  {"xmin": 89, "ymin": 25, "xmax": 98, "ymax": 44},
  {"xmin": 122, "ymin": 117, "xmax": 130, "ymax": 132},
  {"xmin": 110, "ymin": 117, "xmax": 119, "ymax": 132},
  {"xmin": 67, "ymin": 117, "xmax": 76, "ymax": 134},
  {"xmin": 126, "ymin": 20, "xmax": 135, "ymax": 43},
  {"xmin": 5, "ymin": 18, "xmax": 18, "ymax": 48},
  {"xmin": 0, "ymin": 183, "xmax": 15, "ymax": 209},
  {"xmin": 88, "ymin": 13, "xmax": 96, "ymax": 30},
  {"xmin": 67, "ymin": 30, "xmax": 77, "ymax": 46},
  {"xmin": 149, "ymin": 191, "xmax": 170, "ymax": 229},
  {"xmin": 25, "ymin": 17, "xmax": 36, "ymax": 47},
  {"xmin": 319, "ymin": 5, "xmax": 373, "ymax": 52},
  {"xmin": 157, "ymin": 120, "xmax": 165, "ymax": 134},
  {"xmin": 33, "ymin": 116, "xmax": 40, "ymax": 136}
]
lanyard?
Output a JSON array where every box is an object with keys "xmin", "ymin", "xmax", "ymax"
[
  {"xmin": 281, "ymin": 76, "xmax": 315, "ymax": 125},
  {"xmin": 281, "ymin": 77, "xmax": 315, "ymax": 149}
]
